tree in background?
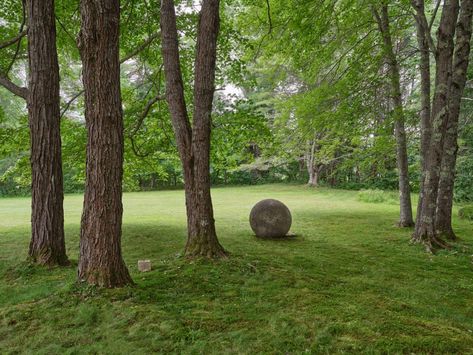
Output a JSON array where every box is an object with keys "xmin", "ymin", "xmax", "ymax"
[
  {"xmin": 78, "ymin": 0, "xmax": 133, "ymax": 287},
  {"xmin": 160, "ymin": 0, "xmax": 227, "ymax": 258},
  {"xmin": 372, "ymin": 3, "xmax": 414, "ymax": 227}
]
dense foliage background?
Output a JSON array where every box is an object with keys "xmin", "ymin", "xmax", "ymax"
[{"xmin": 1, "ymin": 0, "xmax": 472, "ymax": 201}]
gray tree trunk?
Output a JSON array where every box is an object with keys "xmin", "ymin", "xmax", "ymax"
[
  {"xmin": 411, "ymin": 0, "xmax": 432, "ymax": 227},
  {"xmin": 413, "ymin": 0, "xmax": 460, "ymax": 250},
  {"xmin": 373, "ymin": 4, "xmax": 414, "ymax": 227},
  {"xmin": 436, "ymin": 0, "xmax": 473, "ymax": 240}
]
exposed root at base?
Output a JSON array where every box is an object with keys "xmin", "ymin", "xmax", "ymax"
[
  {"xmin": 184, "ymin": 245, "xmax": 229, "ymax": 260},
  {"xmin": 437, "ymin": 230, "xmax": 458, "ymax": 242},
  {"xmin": 411, "ymin": 233, "xmax": 451, "ymax": 253}
]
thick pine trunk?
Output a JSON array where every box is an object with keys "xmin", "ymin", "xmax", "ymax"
[
  {"xmin": 77, "ymin": 0, "xmax": 133, "ymax": 287},
  {"xmin": 26, "ymin": 0, "xmax": 68, "ymax": 266},
  {"xmin": 436, "ymin": 0, "xmax": 473, "ymax": 240},
  {"xmin": 413, "ymin": 0, "xmax": 460, "ymax": 250},
  {"xmin": 373, "ymin": 5, "xmax": 414, "ymax": 227},
  {"xmin": 160, "ymin": 0, "xmax": 227, "ymax": 259}
]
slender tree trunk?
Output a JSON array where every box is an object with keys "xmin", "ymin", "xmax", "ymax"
[
  {"xmin": 373, "ymin": 5, "xmax": 414, "ymax": 227},
  {"xmin": 412, "ymin": 0, "xmax": 432, "ymax": 228},
  {"xmin": 77, "ymin": 0, "xmax": 133, "ymax": 287},
  {"xmin": 413, "ymin": 0, "xmax": 460, "ymax": 250},
  {"xmin": 26, "ymin": 0, "xmax": 68, "ymax": 266},
  {"xmin": 160, "ymin": 0, "xmax": 227, "ymax": 258},
  {"xmin": 308, "ymin": 167, "xmax": 319, "ymax": 187},
  {"xmin": 306, "ymin": 139, "xmax": 320, "ymax": 187},
  {"xmin": 436, "ymin": 0, "xmax": 473, "ymax": 240}
]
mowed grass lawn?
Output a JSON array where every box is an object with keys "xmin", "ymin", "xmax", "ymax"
[{"xmin": 0, "ymin": 185, "xmax": 472, "ymax": 354}]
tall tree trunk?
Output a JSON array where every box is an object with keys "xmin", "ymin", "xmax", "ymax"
[
  {"xmin": 77, "ymin": 0, "xmax": 133, "ymax": 287},
  {"xmin": 26, "ymin": 0, "xmax": 68, "ymax": 266},
  {"xmin": 373, "ymin": 4, "xmax": 414, "ymax": 227},
  {"xmin": 412, "ymin": 0, "xmax": 432, "ymax": 228},
  {"xmin": 413, "ymin": 0, "xmax": 460, "ymax": 250},
  {"xmin": 436, "ymin": 0, "xmax": 473, "ymax": 240},
  {"xmin": 160, "ymin": 0, "xmax": 227, "ymax": 258}
]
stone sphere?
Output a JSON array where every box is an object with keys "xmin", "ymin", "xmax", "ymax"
[{"xmin": 249, "ymin": 199, "xmax": 292, "ymax": 238}]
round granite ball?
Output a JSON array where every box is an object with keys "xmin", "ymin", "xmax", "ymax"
[{"xmin": 249, "ymin": 199, "xmax": 292, "ymax": 238}]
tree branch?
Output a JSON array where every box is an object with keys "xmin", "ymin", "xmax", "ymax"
[
  {"xmin": 411, "ymin": 0, "xmax": 437, "ymax": 54},
  {"xmin": 60, "ymin": 89, "xmax": 84, "ymax": 118},
  {"xmin": 429, "ymin": 0, "xmax": 441, "ymax": 30},
  {"xmin": 60, "ymin": 33, "xmax": 161, "ymax": 117},
  {"xmin": 120, "ymin": 32, "xmax": 160, "ymax": 64},
  {"xmin": 265, "ymin": 0, "xmax": 272, "ymax": 35},
  {"xmin": 0, "ymin": 30, "xmax": 27, "ymax": 50},
  {"xmin": 0, "ymin": 74, "xmax": 28, "ymax": 100},
  {"xmin": 129, "ymin": 93, "xmax": 165, "ymax": 137},
  {"xmin": 5, "ymin": 0, "xmax": 27, "ymax": 75}
]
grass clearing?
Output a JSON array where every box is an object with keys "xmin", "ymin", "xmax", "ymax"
[{"xmin": 0, "ymin": 184, "xmax": 472, "ymax": 353}]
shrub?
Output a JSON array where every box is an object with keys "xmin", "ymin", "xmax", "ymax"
[
  {"xmin": 458, "ymin": 206, "xmax": 473, "ymax": 221},
  {"xmin": 357, "ymin": 189, "xmax": 398, "ymax": 204}
]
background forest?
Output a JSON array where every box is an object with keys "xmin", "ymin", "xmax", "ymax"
[{"xmin": 1, "ymin": 0, "xmax": 471, "ymax": 200}]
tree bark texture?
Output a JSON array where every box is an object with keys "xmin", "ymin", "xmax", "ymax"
[
  {"xmin": 26, "ymin": 0, "xmax": 68, "ymax": 266},
  {"xmin": 78, "ymin": 0, "xmax": 133, "ymax": 287},
  {"xmin": 411, "ymin": 0, "xmax": 432, "ymax": 228},
  {"xmin": 373, "ymin": 5, "xmax": 414, "ymax": 227},
  {"xmin": 413, "ymin": 0, "xmax": 460, "ymax": 250},
  {"xmin": 160, "ymin": 0, "xmax": 227, "ymax": 258},
  {"xmin": 436, "ymin": 0, "xmax": 473, "ymax": 240}
]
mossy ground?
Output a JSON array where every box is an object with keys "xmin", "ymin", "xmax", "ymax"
[{"xmin": 1, "ymin": 185, "xmax": 472, "ymax": 353}]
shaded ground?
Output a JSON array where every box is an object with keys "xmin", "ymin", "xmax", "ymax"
[{"xmin": 0, "ymin": 185, "xmax": 472, "ymax": 353}]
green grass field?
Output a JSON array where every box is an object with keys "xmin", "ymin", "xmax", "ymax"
[{"xmin": 1, "ymin": 185, "xmax": 472, "ymax": 354}]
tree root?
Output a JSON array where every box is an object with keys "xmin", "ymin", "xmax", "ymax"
[{"xmin": 411, "ymin": 231, "xmax": 451, "ymax": 253}]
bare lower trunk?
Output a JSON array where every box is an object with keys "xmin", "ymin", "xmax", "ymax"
[
  {"xmin": 78, "ymin": 0, "xmax": 133, "ymax": 287},
  {"xmin": 306, "ymin": 138, "xmax": 320, "ymax": 187},
  {"xmin": 307, "ymin": 168, "xmax": 319, "ymax": 187},
  {"xmin": 436, "ymin": 132, "xmax": 458, "ymax": 240},
  {"xmin": 184, "ymin": 180, "xmax": 226, "ymax": 258},
  {"xmin": 436, "ymin": 0, "xmax": 473, "ymax": 240},
  {"xmin": 413, "ymin": 0, "xmax": 460, "ymax": 250},
  {"xmin": 373, "ymin": 5, "xmax": 414, "ymax": 227},
  {"xmin": 160, "ymin": 0, "xmax": 227, "ymax": 259},
  {"xmin": 395, "ymin": 120, "xmax": 414, "ymax": 227},
  {"xmin": 26, "ymin": 0, "xmax": 68, "ymax": 266}
]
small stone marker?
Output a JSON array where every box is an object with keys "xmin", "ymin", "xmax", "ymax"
[
  {"xmin": 249, "ymin": 199, "xmax": 292, "ymax": 238},
  {"xmin": 138, "ymin": 260, "xmax": 152, "ymax": 272}
]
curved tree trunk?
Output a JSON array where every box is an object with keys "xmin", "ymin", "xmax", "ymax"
[
  {"xmin": 372, "ymin": 5, "xmax": 414, "ymax": 227},
  {"xmin": 160, "ymin": 0, "xmax": 227, "ymax": 259},
  {"xmin": 26, "ymin": 0, "xmax": 68, "ymax": 266},
  {"xmin": 78, "ymin": 0, "xmax": 133, "ymax": 287},
  {"xmin": 436, "ymin": 0, "xmax": 473, "ymax": 240}
]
